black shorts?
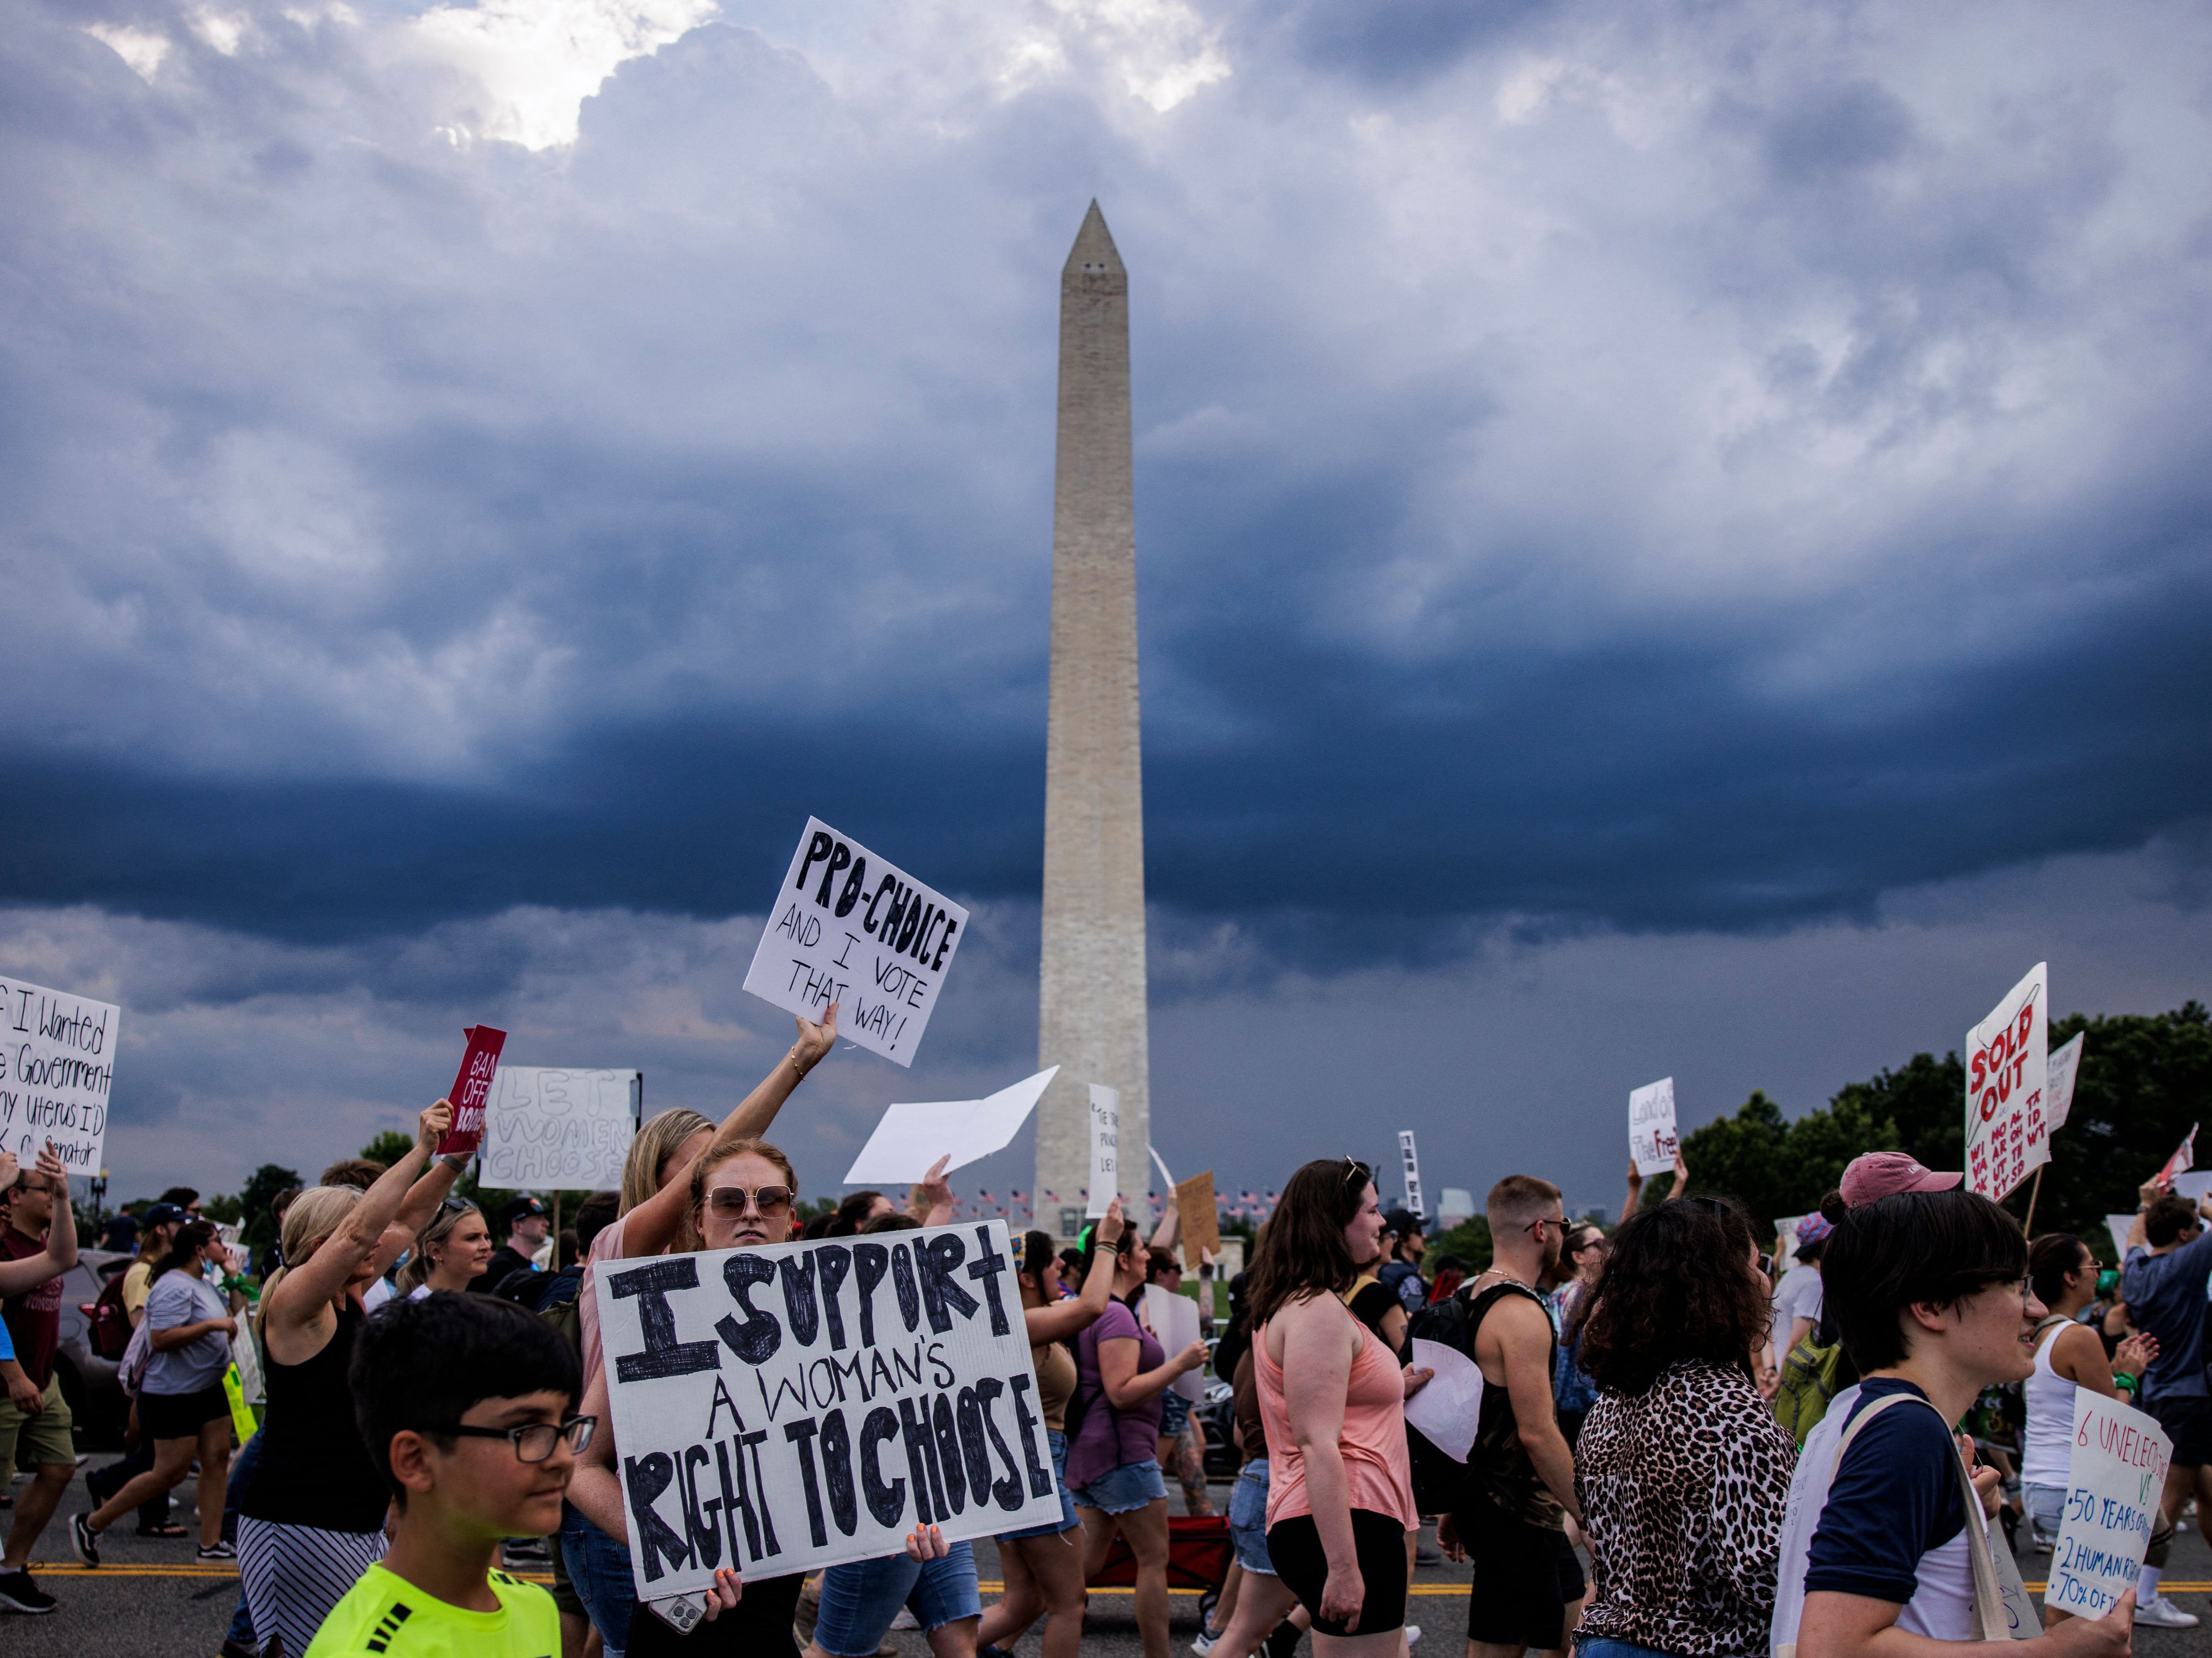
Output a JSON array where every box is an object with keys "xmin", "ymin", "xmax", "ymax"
[
  {"xmin": 137, "ymin": 1385, "xmax": 232, "ymax": 1442},
  {"xmin": 1456, "ymin": 1499, "xmax": 1584, "ymax": 1650},
  {"xmin": 2148, "ymin": 1393, "xmax": 2212, "ymax": 1468},
  {"xmin": 1265, "ymin": 1509, "xmax": 1409, "ymax": 1638}
]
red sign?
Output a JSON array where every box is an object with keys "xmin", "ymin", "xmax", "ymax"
[{"xmin": 436, "ymin": 1025, "xmax": 507, "ymax": 1157}]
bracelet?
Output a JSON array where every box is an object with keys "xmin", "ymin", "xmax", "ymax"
[
  {"xmin": 788, "ymin": 1046, "xmax": 812, "ymax": 1080},
  {"xmin": 2115, "ymin": 1371, "xmax": 2140, "ymax": 1394}
]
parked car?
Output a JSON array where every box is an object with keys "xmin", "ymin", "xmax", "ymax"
[{"xmin": 54, "ymin": 1247, "xmax": 132, "ymax": 1449}]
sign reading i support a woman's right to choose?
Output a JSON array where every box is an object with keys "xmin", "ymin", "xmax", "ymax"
[{"xmin": 2049, "ymin": 1391, "xmax": 2171, "ymax": 1618}]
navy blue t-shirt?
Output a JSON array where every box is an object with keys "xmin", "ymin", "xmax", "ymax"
[
  {"xmin": 2122, "ymin": 1234, "xmax": 2212, "ymax": 1403},
  {"xmin": 1804, "ymin": 1378, "xmax": 1967, "ymax": 1604}
]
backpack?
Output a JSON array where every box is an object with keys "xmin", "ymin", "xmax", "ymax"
[
  {"xmin": 1402, "ymin": 1288, "xmax": 1478, "ymax": 1515},
  {"xmin": 1772, "ymin": 1331, "xmax": 1851, "ymax": 1446},
  {"xmin": 539, "ymin": 1273, "xmax": 584, "ymax": 1354},
  {"xmin": 85, "ymin": 1264, "xmax": 134, "ymax": 1361}
]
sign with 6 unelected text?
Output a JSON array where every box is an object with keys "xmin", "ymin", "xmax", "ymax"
[
  {"xmin": 1, "ymin": 975, "xmax": 119, "ymax": 1172},
  {"xmin": 743, "ymin": 819, "xmax": 969, "ymax": 1067},
  {"xmin": 597, "ymin": 1223, "xmax": 1062, "ymax": 1600},
  {"xmin": 2048, "ymin": 1391, "xmax": 2171, "ymax": 1618}
]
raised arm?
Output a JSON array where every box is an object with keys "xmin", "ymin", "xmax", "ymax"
[
  {"xmin": 618, "ymin": 1006, "xmax": 838, "ymax": 1259},
  {"xmin": 1027, "ymin": 1201, "xmax": 1125, "ymax": 1343},
  {"xmin": 267, "ymin": 1101, "xmax": 447, "ymax": 1332},
  {"xmin": 1150, "ymin": 1191, "xmax": 1180, "ymax": 1254},
  {"xmin": 1621, "ymin": 1159, "xmax": 1644, "ymax": 1222},
  {"xmin": 364, "ymin": 1155, "xmax": 468, "ymax": 1281},
  {"xmin": 906, "ymin": 1155, "xmax": 955, "ymax": 1228},
  {"xmin": 0, "ymin": 1145, "xmax": 79, "ymax": 1294}
]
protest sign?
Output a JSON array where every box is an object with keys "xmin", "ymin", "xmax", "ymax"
[
  {"xmin": 595, "ymin": 1222, "xmax": 1062, "ymax": 1599},
  {"xmin": 2046, "ymin": 1034, "xmax": 2085, "ymax": 1133},
  {"xmin": 1629, "ymin": 1077, "xmax": 1678, "ymax": 1178},
  {"xmin": 482, "ymin": 1067, "xmax": 639, "ymax": 1189},
  {"xmin": 1774, "ymin": 1215, "xmax": 1805, "ymax": 1270},
  {"xmin": 1964, "ymin": 963, "xmax": 2047, "ymax": 1202},
  {"xmin": 2105, "ymin": 1215, "xmax": 2136, "ymax": 1262},
  {"xmin": 1404, "ymin": 1337, "xmax": 1483, "ymax": 1464},
  {"xmin": 435, "ymin": 1026, "xmax": 507, "ymax": 1157},
  {"xmin": 742, "ymin": 819, "xmax": 969, "ymax": 1067},
  {"xmin": 0, "ymin": 975, "xmax": 120, "ymax": 1173},
  {"xmin": 2048, "ymin": 1391, "xmax": 2172, "ymax": 1618},
  {"xmin": 1397, "ymin": 1130, "xmax": 1426, "ymax": 1220},
  {"xmin": 843, "ymin": 1069, "xmax": 1057, "ymax": 1185},
  {"xmin": 1175, "ymin": 1171, "xmax": 1220, "ymax": 1263},
  {"xmin": 1086, "ymin": 1086, "xmax": 1119, "ymax": 1217},
  {"xmin": 1143, "ymin": 1285, "xmax": 1206, "ymax": 1403}
]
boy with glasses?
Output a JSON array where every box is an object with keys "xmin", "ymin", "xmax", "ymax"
[{"xmin": 303, "ymin": 1291, "xmax": 591, "ymax": 1655}]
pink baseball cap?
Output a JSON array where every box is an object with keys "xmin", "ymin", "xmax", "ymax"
[{"xmin": 1840, "ymin": 1151, "xmax": 1963, "ymax": 1208}]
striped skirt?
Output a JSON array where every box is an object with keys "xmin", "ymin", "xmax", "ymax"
[{"xmin": 238, "ymin": 1515, "xmax": 387, "ymax": 1656}]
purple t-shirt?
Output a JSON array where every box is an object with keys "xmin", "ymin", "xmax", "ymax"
[{"xmin": 1065, "ymin": 1299, "xmax": 1165, "ymax": 1491}]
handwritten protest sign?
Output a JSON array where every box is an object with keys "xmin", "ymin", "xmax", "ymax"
[
  {"xmin": 1965, "ymin": 964, "xmax": 2047, "ymax": 1202},
  {"xmin": 2048, "ymin": 1391, "xmax": 2171, "ymax": 1618},
  {"xmin": 2046, "ymin": 1034, "xmax": 2084, "ymax": 1132},
  {"xmin": 844, "ymin": 1070, "xmax": 1057, "ymax": 1185},
  {"xmin": 1398, "ymin": 1130, "xmax": 1426, "ymax": 1220},
  {"xmin": 1143, "ymin": 1285, "xmax": 1206, "ymax": 1402},
  {"xmin": 595, "ymin": 1223, "xmax": 1062, "ymax": 1599},
  {"xmin": 436, "ymin": 1026, "xmax": 507, "ymax": 1157},
  {"xmin": 743, "ymin": 819, "xmax": 969, "ymax": 1067},
  {"xmin": 482, "ymin": 1067, "xmax": 639, "ymax": 1189},
  {"xmin": 1629, "ymin": 1077, "xmax": 1678, "ymax": 1178},
  {"xmin": 0, "ymin": 975, "xmax": 120, "ymax": 1173},
  {"xmin": 1086, "ymin": 1086, "xmax": 1119, "ymax": 1217}
]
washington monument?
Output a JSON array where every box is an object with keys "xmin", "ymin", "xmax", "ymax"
[{"xmin": 1036, "ymin": 201, "xmax": 1149, "ymax": 1236}]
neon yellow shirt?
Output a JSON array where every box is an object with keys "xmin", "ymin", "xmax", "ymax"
[{"xmin": 302, "ymin": 1562, "xmax": 558, "ymax": 1657}]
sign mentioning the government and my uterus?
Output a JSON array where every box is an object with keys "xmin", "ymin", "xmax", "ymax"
[
  {"xmin": 0, "ymin": 975, "xmax": 119, "ymax": 1172},
  {"xmin": 742, "ymin": 819, "xmax": 969, "ymax": 1067},
  {"xmin": 597, "ymin": 1223, "xmax": 1062, "ymax": 1601}
]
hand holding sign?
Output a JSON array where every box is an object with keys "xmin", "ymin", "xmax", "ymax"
[
  {"xmin": 417, "ymin": 1099, "xmax": 455, "ymax": 1156},
  {"xmin": 435, "ymin": 1026, "xmax": 507, "ymax": 1157},
  {"xmin": 1629, "ymin": 1078, "xmax": 1678, "ymax": 1178}
]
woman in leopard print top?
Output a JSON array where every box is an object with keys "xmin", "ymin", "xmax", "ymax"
[{"xmin": 1569, "ymin": 1196, "xmax": 1797, "ymax": 1658}]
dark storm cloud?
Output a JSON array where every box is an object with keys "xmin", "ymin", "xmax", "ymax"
[{"xmin": 3, "ymin": 0, "xmax": 2210, "ymax": 967}]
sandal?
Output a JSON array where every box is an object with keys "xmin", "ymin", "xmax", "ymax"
[{"xmin": 134, "ymin": 1522, "xmax": 190, "ymax": 1538}]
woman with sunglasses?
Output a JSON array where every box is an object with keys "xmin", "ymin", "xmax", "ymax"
[
  {"xmin": 972, "ymin": 1201, "xmax": 1129, "ymax": 1658},
  {"xmin": 569, "ymin": 1128, "xmax": 815, "ymax": 1653},
  {"xmin": 1548, "ymin": 1224, "xmax": 1607, "ymax": 1453},
  {"xmin": 396, "ymin": 1197, "xmax": 495, "ymax": 1297},
  {"xmin": 234, "ymin": 1100, "xmax": 465, "ymax": 1658}
]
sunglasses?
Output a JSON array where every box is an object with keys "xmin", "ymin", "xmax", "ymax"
[
  {"xmin": 431, "ymin": 1415, "xmax": 597, "ymax": 1464},
  {"xmin": 707, "ymin": 1185, "xmax": 794, "ymax": 1219}
]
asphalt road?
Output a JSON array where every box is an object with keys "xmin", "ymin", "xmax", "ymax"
[{"xmin": 7, "ymin": 1466, "xmax": 2209, "ymax": 1657}]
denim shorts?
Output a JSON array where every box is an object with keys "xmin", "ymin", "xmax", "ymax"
[
  {"xmin": 813, "ymin": 1539, "xmax": 981, "ymax": 1654},
  {"xmin": 560, "ymin": 1503, "xmax": 635, "ymax": 1656},
  {"xmin": 1001, "ymin": 1428, "xmax": 1079, "ymax": 1541},
  {"xmin": 1578, "ymin": 1639, "xmax": 1686, "ymax": 1658},
  {"xmin": 1074, "ymin": 1458, "xmax": 1169, "ymax": 1515},
  {"xmin": 1160, "ymin": 1389, "xmax": 1192, "ymax": 1436},
  {"xmin": 1228, "ymin": 1457, "xmax": 1275, "ymax": 1575},
  {"xmin": 2024, "ymin": 1482, "xmax": 2066, "ymax": 1538}
]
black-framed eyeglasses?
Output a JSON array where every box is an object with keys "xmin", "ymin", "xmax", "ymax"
[
  {"xmin": 431, "ymin": 1415, "xmax": 597, "ymax": 1463},
  {"xmin": 438, "ymin": 1197, "xmax": 473, "ymax": 1216},
  {"xmin": 1523, "ymin": 1214, "xmax": 1564, "ymax": 1237}
]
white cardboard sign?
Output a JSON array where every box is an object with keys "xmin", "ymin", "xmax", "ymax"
[
  {"xmin": 842, "ymin": 1069, "xmax": 1057, "ymax": 1185},
  {"xmin": 743, "ymin": 819, "xmax": 970, "ymax": 1067},
  {"xmin": 1086, "ymin": 1086, "xmax": 1119, "ymax": 1218},
  {"xmin": 1629, "ymin": 1076, "xmax": 1679, "ymax": 1178},
  {"xmin": 2105, "ymin": 1215, "xmax": 2137, "ymax": 1262},
  {"xmin": 0, "ymin": 975, "xmax": 120, "ymax": 1174},
  {"xmin": 1774, "ymin": 1215, "xmax": 1805, "ymax": 1271},
  {"xmin": 1964, "ymin": 962, "xmax": 2048, "ymax": 1202},
  {"xmin": 1143, "ymin": 1285, "xmax": 1206, "ymax": 1402},
  {"xmin": 2048, "ymin": 1391, "xmax": 2171, "ymax": 1618},
  {"xmin": 2046, "ymin": 1034, "xmax": 2085, "ymax": 1132},
  {"xmin": 596, "ymin": 1223, "xmax": 1061, "ymax": 1601},
  {"xmin": 481, "ymin": 1067, "xmax": 640, "ymax": 1189},
  {"xmin": 1399, "ymin": 1130, "xmax": 1425, "ymax": 1220}
]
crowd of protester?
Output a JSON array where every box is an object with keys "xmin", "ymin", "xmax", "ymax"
[{"xmin": 0, "ymin": 1007, "xmax": 2201, "ymax": 1658}]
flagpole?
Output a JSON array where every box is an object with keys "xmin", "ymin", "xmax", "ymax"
[{"xmin": 2022, "ymin": 1166, "xmax": 2044, "ymax": 1238}]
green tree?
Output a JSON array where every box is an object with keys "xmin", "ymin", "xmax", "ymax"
[
  {"xmin": 1428, "ymin": 1214, "xmax": 1493, "ymax": 1272},
  {"xmin": 230, "ymin": 1162, "xmax": 304, "ymax": 1249},
  {"xmin": 359, "ymin": 1131, "xmax": 414, "ymax": 1167}
]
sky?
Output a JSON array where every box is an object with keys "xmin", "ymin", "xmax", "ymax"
[{"xmin": 3, "ymin": 0, "xmax": 2208, "ymax": 1216}]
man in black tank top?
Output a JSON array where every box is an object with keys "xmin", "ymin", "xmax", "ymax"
[{"xmin": 1439, "ymin": 1175, "xmax": 1585, "ymax": 1658}]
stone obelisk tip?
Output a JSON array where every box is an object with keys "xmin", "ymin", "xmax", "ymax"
[{"xmin": 1063, "ymin": 199, "xmax": 1125, "ymax": 280}]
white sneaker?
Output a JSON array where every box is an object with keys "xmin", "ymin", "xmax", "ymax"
[
  {"xmin": 2135, "ymin": 1596, "xmax": 2200, "ymax": 1629},
  {"xmin": 890, "ymin": 1609, "xmax": 921, "ymax": 1631},
  {"xmin": 1192, "ymin": 1633, "xmax": 1221, "ymax": 1656},
  {"xmin": 1404, "ymin": 1625, "xmax": 1422, "ymax": 1649}
]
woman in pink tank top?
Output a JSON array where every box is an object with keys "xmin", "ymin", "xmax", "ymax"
[{"xmin": 1223, "ymin": 1158, "xmax": 1430, "ymax": 1658}]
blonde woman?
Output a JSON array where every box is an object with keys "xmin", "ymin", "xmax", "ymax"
[
  {"xmin": 395, "ymin": 1198, "xmax": 493, "ymax": 1297},
  {"xmin": 560, "ymin": 1006, "xmax": 840, "ymax": 1656},
  {"xmin": 234, "ymin": 1101, "xmax": 463, "ymax": 1658}
]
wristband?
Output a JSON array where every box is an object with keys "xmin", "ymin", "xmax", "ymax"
[{"xmin": 2115, "ymin": 1371, "xmax": 2140, "ymax": 1394}]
